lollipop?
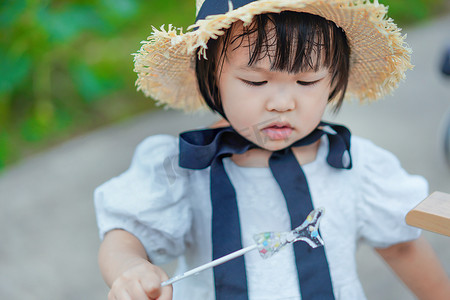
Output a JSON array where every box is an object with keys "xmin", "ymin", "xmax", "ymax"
[{"xmin": 161, "ymin": 208, "xmax": 325, "ymax": 287}]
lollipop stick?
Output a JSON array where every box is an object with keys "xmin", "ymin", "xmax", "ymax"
[
  {"xmin": 160, "ymin": 208, "xmax": 325, "ymax": 287},
  {"xmin": 161, "ymin": 244, "xmax": 258, "ymax": 287}
]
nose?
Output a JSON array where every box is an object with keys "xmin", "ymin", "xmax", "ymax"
[{"xmin": 265, "ymin": 88, "xmax": 296, "ymax": 112}]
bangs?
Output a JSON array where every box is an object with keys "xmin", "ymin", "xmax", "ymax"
[{"xmin": 229, "ymin": 12, "xmax": 334, "ymax": 73}]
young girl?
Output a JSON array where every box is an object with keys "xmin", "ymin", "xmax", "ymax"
[{"xmin": 95, "ymin": 1, "xmax": 450, "ymax": 299}]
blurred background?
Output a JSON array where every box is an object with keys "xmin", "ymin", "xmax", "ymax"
[
  {"xmin": 0, "ymin": 0, "xmax": 449, "ymax": 169},
  {"xmin": 1, "ymin": 0, "xmax": 450, "ymax": 299},
  {"xmin": 0, "ymin": 0, "xmax": 195, "ymax": 169}
]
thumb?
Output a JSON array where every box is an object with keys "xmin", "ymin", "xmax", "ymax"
[{"xmin": 144, "ymin": 282, "xmax": 172, "ymax": 300}]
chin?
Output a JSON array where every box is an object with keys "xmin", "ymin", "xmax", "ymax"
[{"xmin": 259, "ymin": 139, "xmax": 293, "ymax": 151}]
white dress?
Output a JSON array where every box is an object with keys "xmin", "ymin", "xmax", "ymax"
[{"xmin": 94, "ymin": 133, "xmax": 428, "ymax": 300}]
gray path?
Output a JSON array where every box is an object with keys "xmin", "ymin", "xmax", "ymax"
[{"xmin": 1, "ymin": 15, "xmax": 449, "ymax": 300}]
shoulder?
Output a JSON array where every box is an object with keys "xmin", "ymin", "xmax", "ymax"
[
  {"xmin": 349, "ymin": 135, "xmax": 428, "ymax": 206},
  {"xmin": 94, "ymin": 134, "xmax": 195, "ymax": 263},
  {"xmin": 350, "ymin": 135, "xmax": 402, "ymax": 172},
  {"xmin": 127, "ymin": 134, "xmax": 182, "ymax": 175},
  {"xmin": 350, "ymin": 135, "xmax": 393, "ymax": 160},
  {"xmin": 95, "ymin": 133, "xmax": 184, "ymax": 200},
  {"xmin": 133, "ymin": 134, "xmax": 179, "ymax": 162}
]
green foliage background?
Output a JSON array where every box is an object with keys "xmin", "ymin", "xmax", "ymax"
[{"xmin": 0, "ymin": 0, "xmax": 447, "ymax": 169}]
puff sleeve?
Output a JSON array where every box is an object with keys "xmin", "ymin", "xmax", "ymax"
[
  {"xmin": 355, "ymin": 137, "xmax": 428, "ymax": 248},
  {"xmin": 94, "ymin": 135, "xmax": 193, "ymax": 265}
]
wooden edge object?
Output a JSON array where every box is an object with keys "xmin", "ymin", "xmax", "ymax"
[{"xmin": 406, "ymin": 191, "xmax": 450, "ymax": 237}]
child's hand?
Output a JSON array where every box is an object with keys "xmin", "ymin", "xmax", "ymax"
[{"xmin": 108, "ymin": 260, "xmax": 172, "ymax": 300}]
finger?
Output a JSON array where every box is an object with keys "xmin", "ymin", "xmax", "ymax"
[
  {"xmin": 158, "ymin": 284, "xmax": 173, "ymax": 300},
  {"xmin": 140, "ymin": 268, "xmax": 169, "ymax": 299},
  {"xmin": 107, "ymin": 289, "xmax": 116, "ymax": 300},
  {"xmin": 109, "ymin": 288, "xmax": 132, "ymax": 300},
  {"xmin": 141, "ymin": 279, "xmax": 163, "ymax": 299},
  {"xmin": 126, "ymin": 281, "xmax": 150, "ymax": 300}
]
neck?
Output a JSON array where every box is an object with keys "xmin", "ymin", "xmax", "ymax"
[{"xmin": 231, "ymin": 140, "xmax": 321, "ymax": 167}]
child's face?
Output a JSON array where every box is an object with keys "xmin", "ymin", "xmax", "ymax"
[{"xmin": 218, "ymin": 24, "xmax": 332, "ymax": 151}]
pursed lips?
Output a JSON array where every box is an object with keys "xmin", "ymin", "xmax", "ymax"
[{"xmin": 262, "ymin": 122, "xmax": 293, "ymax": 140}]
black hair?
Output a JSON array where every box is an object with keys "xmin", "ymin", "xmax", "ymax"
[{"xmin": 196, "ymin": 11, "xmax": 351, "ymax": 118}]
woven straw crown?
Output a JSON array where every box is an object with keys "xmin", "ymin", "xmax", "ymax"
[{"xmin": 133, "ymin": 0, "xmax": 413, "ymax": 112}]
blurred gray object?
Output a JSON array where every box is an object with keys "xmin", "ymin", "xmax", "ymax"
[
  {"xmin": 441, "ymin": 45, "xmax": 450, "ymax": 75},
  {"xmin": 440, "ymin": 44, "xmax": 450, "ymax": 167}
]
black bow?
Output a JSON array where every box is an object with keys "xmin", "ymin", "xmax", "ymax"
[{"xmin": 179, "ymin": 121, "xmax": 351, "ymax": 300}]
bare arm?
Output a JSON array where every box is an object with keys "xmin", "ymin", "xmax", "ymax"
[
  {"xmin": 375, "ymin": 235, "xmax": 450, "ymax": 300},
  {"xmin": 99, "ymin": 229, "xmax": 172, "ymax": 300}
]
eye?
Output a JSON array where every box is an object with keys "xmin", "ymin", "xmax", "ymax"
[
  {"xmin": 296, "ymin": 80, "xmax": 320, "ymax": 86},
  {"xmin": 241, "ymin": 79, "xmax": 268, "ymax": 87}
]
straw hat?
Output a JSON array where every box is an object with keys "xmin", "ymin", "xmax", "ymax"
[{"xmin": 133, "ymin": 0, "xmax": 413, "ymax": 112}]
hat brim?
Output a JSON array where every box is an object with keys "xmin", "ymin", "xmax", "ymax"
[{"xmin": 133, "ymin": 0, "xmax": 413, "ymax": 112}]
